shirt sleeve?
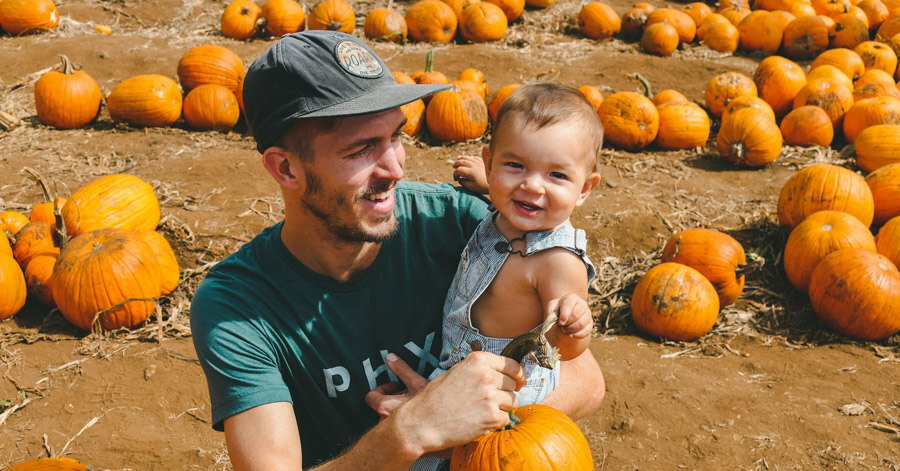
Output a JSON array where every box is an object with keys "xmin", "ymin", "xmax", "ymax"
[{"xmin": 190, "ymin": 276, "xmax": 294, "ymax": 431}]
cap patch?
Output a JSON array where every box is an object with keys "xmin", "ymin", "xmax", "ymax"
[{"xmin": 334, "ymin": 41, "xmax": 383, "ymax": 78}]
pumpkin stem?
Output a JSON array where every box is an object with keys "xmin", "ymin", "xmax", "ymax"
[
  {"xmin": 501, "ymin": 410, "xmax": 522, "ymax": 430},
  {"xmin": 425, "ymin": 50, "xmax": 435, "ymax": 73},
  {"xmin": 58, "ymin": 54, "xmax": 75, "ymax": 75},
  {"xmin": 22, "ymin": 166, "xmax": 68, "ymax": 246},
  {"xmin": 731, "ymin": 142, "xmax": 745, "ymax": 163},
  {"xmin": 734, "ymin": 255, "xmax": 765, "ymax": 278},
  {"xmin": 838, "ymin": 143, "xmax": 855, "ymax": 160},
  {"xmin": 23, "ymin": 166, "xmax": 54, "ymax": 204},
  {"xmin": 327, "ymin": 20, "xmax": 343, "ymax": 30},
  {"xmin": 626, "ymin": 72, "xmax": 653, "ymax": 99}
]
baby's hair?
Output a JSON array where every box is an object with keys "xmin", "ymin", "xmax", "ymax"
[{"xmin": 492, "ymin": 82, "xmax": 604, "ymax": 172}]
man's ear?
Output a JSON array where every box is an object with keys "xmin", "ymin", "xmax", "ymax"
[
  {"xmin": 575, "ymin": 171, "xmax": 601, "ymax": 206},
  {"xmin": 481, "ymin": 144, "xmax": 493, "ymax": 177},
  {"xmin": 262, "ymin": 147, "xmax": 303, "ymax": 190}
]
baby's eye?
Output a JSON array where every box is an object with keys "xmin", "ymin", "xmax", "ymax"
[
  {"xmin": 504, "ymin": 162, "xmax": 524, "ymax": 169},
  {"xmin": 550, "ymin": 171, "xmax": 568, "ymax": 180}
]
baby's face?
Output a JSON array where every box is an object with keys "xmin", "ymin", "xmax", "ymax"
[{"xmin": 485, "ymin": 115, "xmax": 600, "ymax": 235}]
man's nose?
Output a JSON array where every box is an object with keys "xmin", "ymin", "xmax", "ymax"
[{"xmin": 374, "ymin": 142, "xmax": 404, "ymax": 180}]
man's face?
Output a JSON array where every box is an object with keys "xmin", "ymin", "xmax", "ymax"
[{"xmin": 294, "ymin": 108, "xmax": 407, "ymax": 244}]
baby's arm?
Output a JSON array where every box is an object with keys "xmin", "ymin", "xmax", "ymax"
[
  {"xmin": 452, "ymin": 155, "xmax": 489, "ymax": 194},
  {"xmin": 534, "ymin": 249, "xmax": 593, "ymax": 361}
]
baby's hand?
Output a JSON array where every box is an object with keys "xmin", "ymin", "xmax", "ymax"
[
  {"xmin": 549, "ymin": 294, "xmax": 593, "ymax": 339},
  {"xmin": 452, "ymin": 155, "xmax": 489, "ymax": 194}
]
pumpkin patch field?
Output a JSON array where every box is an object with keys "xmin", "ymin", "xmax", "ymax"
[{"xmin": 1, "ymin": 0, "xmax": 900, "ymax": 468}]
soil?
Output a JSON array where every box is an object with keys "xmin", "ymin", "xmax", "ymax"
[{"xmin": 0, "ymin": 0, "xmax": 898, "ymax": 469}]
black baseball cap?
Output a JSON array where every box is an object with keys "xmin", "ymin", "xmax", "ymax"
[{"xmin": 243, "ymin": 30, "xmax": 450, "ymax": 153}]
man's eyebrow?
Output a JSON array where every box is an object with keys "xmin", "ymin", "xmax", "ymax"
[{"xmin": 336, "ymin": 117, "xmax": 408, "ymax": 155}]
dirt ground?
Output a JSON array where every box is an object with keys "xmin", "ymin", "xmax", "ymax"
[{"xmin": 0, "ymin": 0, "xmax": 898, "ymax": 469}]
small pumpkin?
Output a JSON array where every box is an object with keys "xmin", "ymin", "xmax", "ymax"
[
  {"xmin": 808, "ymin": 247, "xmax": 900, "ymax": 340},
  {"xmin": 681, "ymin": 2, "xmax": 712, "ymax": 28},
  {"xmin": 705, "ymin": 71, "xmax": 757, "ymax": 118},
  {"xmin": 177, "ymin": 44, "xmax": 245, "ymax": 95},
  {"xmin": 641, "ymin": 21, "xmax": 679, "ymax": 56},
  {"xmin": 0, "ymin": 252, "xmax": 27, "ymax": 320},
  {"xmin": 12, "ymin": 221, "xmax": 60, "ymax": 270},
  {"xmin": 0, "ymin": 211, "xmax": 30, "ymax": 236},
  {"xmin": 459, "ymin": 2, "xmax": 508, "ymax": 43},
  {"xmin": 306, "ymin": 0, "xmax": 355, "ymax": 32},
  {"xmin": 406, "ymin": 0, "xmax": 457, "ymax": 43},
  {"xmin": 807, "ymin": 65, "xmax": 854, "ymax": 93},
  {"xmin": 425, "ymin": 86, "xmax": 489, "ymax": 142},
  {"xmin": 842, "ymin": 96, "xmax": 900, "ymax": 143},
  {"xmin": 653, "ymin": 101, "xmax": 710, "ymax": 150},
  {"xmin": 652, "ymin": 89, "xmax": 687, "ymax": 106},
  {"xmin": 29, "ymin": 196, "xmax": 66, "ymax": 234},
  {"xmin": 61, "ymin": 173, "xmax": 161, "ymax": 237},
  {"xmin": 660, "ymin": 228, "xmax": 747, "ymax": 308},
  {"xmin": 221, "ymin": 0, "xmax": 262, "ymax": 39},
  {"xmin": 696, "ymin": 13, "xmax": 729, "ymax": 41},
  {"xmin": 578, "ymin": 85, "xmax": 604, "ymax": 112},
  {"xmin": 484, "ymin": 0, "xmax": 524, "ymax": 23},
  {"xmin": 24, "ymin": 251, "xmax": 57, "ymax": 305},
  {"xmin": 596, "ymin": 91, "xmax": 659, "ymax": 151},
  {"xmin": 791, "ymin": 78, "xmax": 854, "ymax": 130},
  {"xmin": 866, "ymin": 163, "xmax": 900, "ymax": 226},
  {"xmin": 621, "ymin": 4, "xmax": 654, "ymax": 39},
  {"xmin": 363, "ymin": 7, "xmax": 407, "ymax": 42},
  {"xmin": 849, "ymin": 123, "xmax": 900, "ymax": 172},
  {"xmin": 578, "ymin": 2, "xmax": 621, "ymax": 40},
  {"xmin": 783, "ymin": 210, "xmax": 877, "ymax": 293},
  {"xmin": 261, "ymin": 0, "xmax": 305, "ymax": 36},
  {"xmin": 700, "ymin": 17, "xmax": 739, "ymax": 52},
  {"xmin": 400, "ymin": 98, "xmax": 426, "ymax": 136},
  {"xmin": 645, "ymin": 8, "xmax": 696, "ymax": 43},
  {"xmin": 737, "ymin": 10, "xmax": 783, "ymax": 55},
  {"xmin": 752, "ymin": 55, "xmax": 807, "ymax": 118},
  {"xmin": 488, "ymin": 83, "xmax": 522, "ymax": 123},
  {"xmin": 777, "ymin": 163, "xmax": 875, "ymax": 231},
  {"xmin": 449, "ymin": 404, "xmax": 593, "ymax": 470},
  {"xmin": 631, "ymin": 262, "xmax": 720, "ymax": 342},
  {"xmin": 858, "ymin": 0, "xmax": 889, "ymax": 32},
  {"xmin": 781, "ymin": 15, "xmax": 830, "ymax": 59},
  {"xmin": 830, "ymin": 14, "xmax": 870, "ymax": 49},
  {"xmin": 716, "ymin": 107, "xmax": 782, "ymax": 167},
  {"xmin": 182, "ymin": 84, "xmax": 241, "ymax": 132},
  {"xmin": 876, "ymin": 215, "xmax": 900, "ymax": 266},
  {"xmin": 780, "ymin": 106, "xmax": 834, "ymax": 148},
  {"xmin": 4, "ymin": 458, "xmax": 87, "ymax": 471},
  {"xmin": 0, "ymin": 0, "xmax": 58, "ymax": 35},
  {"xmin": 721, "ymin": 95, "xmax": 775, "ymax": 122},
  {"xmin": 810, "ymin": 48, "xmax": 865, "ymax": 82},
  {"xmin": 458, "ymin": 68, "xmax": 487, "ymax": 98},
  {"xmin": 52, "ymin": 228, "xmax": 162, "ymax": 331},
  {"xmin": 34, "ymin": 55, "xmax": 102, "ymax": 129},
  {"xmin": 854, "ymin": 40, "xmax": 899, "ymax": 75},
  {"xmin": 107, "ymin": 74, "xmax": 183, "ymax": 128}
]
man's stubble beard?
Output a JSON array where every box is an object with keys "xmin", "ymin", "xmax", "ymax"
[{"xmin": 301, "ymin": 169, "xmax": 398, "ymax": 244}]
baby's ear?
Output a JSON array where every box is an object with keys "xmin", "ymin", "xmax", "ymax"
[
  {"xmin": 576, "ymin": 172, "xmax": 601, "ymax": 205},
  {"xmin": 481, "ymin": 145, "xmax": 493, "ymax": 176}
]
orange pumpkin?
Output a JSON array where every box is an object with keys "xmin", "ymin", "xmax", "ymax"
[
  {"xmin": 737, "ymin": 10, "xmax": 784, "ymax": 54},
  {"xmin": 843, "ymin": 96, "xmax": 900, "ymax": 142},
  {"xmin": 876, "ymin": 215, "xmax": 900, "ymax": 266},
  {"xmin": 12, "ymin": 221, "xmax": 60, "ymax": 270},
  {"xmin": 876, "ymin": 15, "xmax": 900, "ymax": 40},
  {"xmin": 579, "ymin": 85, "xmax": 604, "ymax": 111},
  {"xmin": 458, "ymin": 68, "xmax": 487, "ymax": 98},
  {"xmin": 449, "ymin": 404, "xmax": 593, "ymax": 470},
  {"xmin": 484, "ymin": 0, "xmax": 524, "ymax": 23},
  {"xmin": 406, "ymin": 0, "xmax": 457, "ymax": 43},
  {"xmin": 652, "ymin": 89, "xmax": 688, "ymax": 106},
  {"xmin": 488, "ymin": 83, "xmax": 522, "ymax": 123},
  {"xmin": 107, "ymin": 74, "xmax": 183, "ymax": 128},
  {"xmin": 716, "ymin": 107, "xmax": 782, "ymax": 167},
  {"xmin": 29, "ymin": 196, "xmax": 66, "ymax": 234},
  {"xmin": 0, "ymin": 211, "xmax": 29, "ymax": 236},
  {"xmin": 681, "ymin": 2, "xmax": 712, "ymax": 28},
  {"xmin": 261, "ymin": 0, "xmax": 305, "ymax": 36},
  {"xmin": 783, "ymin": 210, "xmax": 877, "ymax": 293},
  {"xmin": 135, "ymin": 229, "xmax": 180, "ymax": 296},
  {"xmin": 753, "ymin": 55, "xmax": 807, "ymax": 118},
  {"xmin": 858, "ymin": 0, "xmax": 889, "ymax": 31},
  {"xmin": 425, "ymin": 86, "xmax": 488, "ymax": 142},
  {"xmin": 0, "ymin": 252, "xmax": 27, "ymax": 319},
  {"xmin": 700, "ymin": 16, "xmax": 740, "ymax": 52},
  {"xmin": 866, "ymin": 163, "xmax": 900, "ymax": 225},
  {"xmin": 807, "ymin": 65, "xmax": 855, "ymax": 93},
  {"xmin": 855, "ymin": 40, "xmax": 898, "ymax": 76},
  {"xmin": 653, "ymin": 101, "xmax": 710, "ymax": 150},
  {"xmin": 631, "ymin": 262, "xmax": 720, "ymax": 342},
  {"xmin": 641, "ymin": 22, "xmax": 679, "ymax": 56},
  {"xmin": 459, "ymin": 2, "xmax": 507, "ymax": 42},
  {"xmin": 24, "ymin": 251, "xmax": 57, "ymax": 305},
  {"xmin": 705, "ymin": 71, "xmax": 757, "ymax": 118},
  {"xmin": 61, "ymin": 173, "xmax": 161, "ymax": 237},
  {"xmin": 660, "ymin": 228, "xmax": 747, "ymax": 308},
  {"xmin": 808, "ymin": 247, "xmax": 900, "ymax": 340},
  {"xmin": 182, "ymin": 84, "xmax": 240, "ymax": 132},
  {"xmin": 177, "ymin": 44, "xmax": 245, "ymax": 94},
  {"xmin": 721, "ymin": 95, "xmax": 776, "ymax": 122},
  {"xmin": 621, "ymin": 4, "xmax": 654, "ymax": 39},
  {"xmin": 400, "ymin": 98, "xmax": 426, "ymax": 136},
  {"xmin": 851, "ymin": 123, "xmax": 900, "ymax": 172},
  {"xmin": 34, "ymin": 55, "xmax": 102, "ymax": 129},
  {"xmin": 363, "ymin": 7, "xmax": 407, "ymax": 42},
  {"xmin": 52, "ymin": 228, "xmax": 162, "ymax": 331},
  {"xmin": 221, "ymin": 0, "xmax": 262, "ymax": 39},
  {"xmin": 780, "ymin": 106, "xmax": 834, "ymax": 147},
  {"xmin": 782, "ymin": 15, "xmax": 830, "ymax": 59},
  {"xmin": 810, "ymin": 47, "xmax": 865, "ymax": 81},
  {"xmin": 646, "ymin": 8, "xmax": 696, "ymax": 43},
  {"xmin": 830, "ymin": 14, "xmax": 870, "ymax": 49},
  {"xmin": 596, "ymin": 91, "xmax": 659, "ymax": 151},
  {"xmin": 777, "ymin": 163, "xmax": 875, "ymax": 231},
  {"xmin": 307, "ymin": 0, "xmax": 355, "ymax": 33},
  {"xmin": 4, "ymin": 458, "xmax": 87, "ymax": 471},
  {"xmin": 791, "ymin": 78, "xmax": 854, "ymax": 130},
  {"xmin": 578, "ymin": 2, "xmax": 621, "ymax": 40},
  {"xmin": 0, "ymin": 0, "xmax": 58, "ymax": 35}
]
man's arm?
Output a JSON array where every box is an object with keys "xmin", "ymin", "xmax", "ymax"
[{"xmin": 224, "ymin": 352, "xmax": 526, "ymax": 471}]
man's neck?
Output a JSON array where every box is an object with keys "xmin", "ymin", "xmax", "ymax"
[{"xmin": 280, "ymin": 216, "xmax": 383, "ymax": 282}]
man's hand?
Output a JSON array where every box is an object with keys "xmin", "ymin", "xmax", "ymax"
[
  {"xmin": 365, "ymin": 353, "xmax": 427, "ymax": 418},
  {"xmin": 547, "ymin": 293, "xmax": 593, "ymax": 340},
  {"xmin": 452, "ymin": 155, "xmax": 489, "ymax": 194}
]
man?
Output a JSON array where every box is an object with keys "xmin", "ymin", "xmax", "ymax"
[{"xmin": 190, "ymin": 30, "xmax": 605, "ymax": 470}]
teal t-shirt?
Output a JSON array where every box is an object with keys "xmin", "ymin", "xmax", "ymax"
[{"xmin": 190, "ymin": 182, "xmax": 489, "ymax": 467}]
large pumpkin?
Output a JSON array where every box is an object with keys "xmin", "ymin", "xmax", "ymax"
[
  {"xmin": 808, "ymin": 247, "xmax": 900, "ymax": 340},
  {"xmin": 660, "ymin": 228, "xmax": 747, "ymax": 308},
  {"xmin": 781, "ymin": 15, "xmax": 830, "ymax": 59},
  {"xmin": 182, "ymin": 84, "xmax": 241, "ymax": 132},
  {"xmin": 4, "ymin": 457, "xmax": 87, "ymax": 471},
  {"xmin": 777, "ymin": 163, "xmax": 874, "ymax": 231},
  {"xmin": 780, "ymin": 105, "xmax": 834, "ymax": 148},
  {"xmin": 449, "ymin": 404, "xmax": 593, "ymax": 471},
  {"xmin": 866, "ymin": 162, "xmax": 900, "ymax": 226},
  {"xmin": 52, "ymin": 228, "xmax": 162, "ymax": 331},
  {"xmin": 61, "ymin": 174, "xmax": 161, "ymax": 237},
  {"xmin": 630, "ymin": 262, "xmax": 720, "ymax": 342},
  {"xmin": 176, "ymin": 44, "xmax": 245, "ymax": 94},
  {"xmin": 425, "ymin": 86, "xmax": 488, "ymax": 142},
  {"xmin": 783, "ymin": 210, "xmax": 877, "ymax": 293},
  {"xmin": 0, "ymin": 252, "xmax": 27, "ymax": 320},
  {"xmin": 653, "ymin": 101, "xmax": 710, "ymax": 150},
  {"xmin": 705, "ymin": 71, "xmax": 757, "ymax": 118},
  {"xmin": 850, "ymin": 124, "xmax": 900, "ymax": 173},
  {"xmin": 107, "ymin": 74, "xmax": 183, "ymax": 128},
  {"xmin": 221, "ymin": 0, "xmax": 262, "ymax": 39},
  {"xmin": 842, "ymin": 96, "xmax": 900, "ymax": 143},
  {"xmin": 716, "ymin": 107, "xmax": 782, "ymax": 167},
  {"xmin": 34, "ymin": 55, "xmax": 102, "ymax": 129},
  {"xmin": 753, "ymin": 55, "xmax": 807, "ymax": 118},
  {"xmin": 405, "ymin": 0, "xmax": 457, "ymax": 43},
  {"xmin": 261, "ymin": 0, "xmax": 305, "ymax": 36},
  {"xmin": 791, "ymin": 78, "xmax": 854, "ymax": 130},
  {"xmin": 459, "ymin": 2, "xmax": 508, "ymax": 43},
  {"xmin": 363, "ymin": 7, "xmax": 407, "ymax": 42},
  {"xmin": 578, "ymin": 1, "xmax": 621, "ymax": 40},
  {"xmin": 0, "ymin": 0, "xmax": 58, "ymax": 35},
  {"xmin": 876, "ymin": 215, "xmax": 900, "ymax": 267},
  {"xmin": 596, "ymin": 91, "xmax": 659, "ymax": 151},
  {"xmin": 307, "ymin": 0, "xmax": 355, "ymax": 32}
]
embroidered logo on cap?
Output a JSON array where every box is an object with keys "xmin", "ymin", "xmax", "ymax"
[{"xmin": 334, "ymin": 41, "xmax": 383, "ymax": 78}]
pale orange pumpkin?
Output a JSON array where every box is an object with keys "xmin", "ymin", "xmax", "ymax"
[
  {"xmin": 307, "ymin": 0, "xmax": 355, "ymax": 33},
  {"xmin": 866, "ymin": 163, "xmax": 900, "ymax": 225},
  {"xmin": 596, "ymin": 91, "xmax": 659, "ymax": 151},
  {"xmin": 783, "ymin": 210, "xmax": 877, "ymax": 293},
  {"xmin": 777, "ymin": 163, "xmax": 875, "ymax": 231},
  {"xmin": 34, "ymin": 55, "xmax": 102, "ymax": 129},
  {"xmin": 808, "ymin": 247, "xmax": 900, "ymax": 340},
  {"xmin": 363, "ymin": 7, "xmax": 407, "ymax": 42},
  {"xmin": 221, "ymin": 0, "xmax": 262, "ymax": 39},
  {"xmin": 61, "ymin": 173, "xmax": 161, "ymax": 237},
  {"xmin": 661, "ymin": 228, "xmax": 747, "ymax": 307},
  {"xmin": 631, "ymin": 262, "xmax": 720, "ymax": 342},
  {"xmin": 107, "ymin": 74, "xmax": 183, "ymax": 128},
  {"xmin": 716, "ymin": 107, "xmax": 783, "ymax": 167}
]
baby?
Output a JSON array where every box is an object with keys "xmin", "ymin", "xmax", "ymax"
[{"xmin": 436, "ymin": 81, "xmax": 604, "ymax": 404}]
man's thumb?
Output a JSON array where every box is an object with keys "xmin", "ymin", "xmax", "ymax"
[{"xmin": 386, "ymin": 353, "xmax": 426, "ymax": 390}]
